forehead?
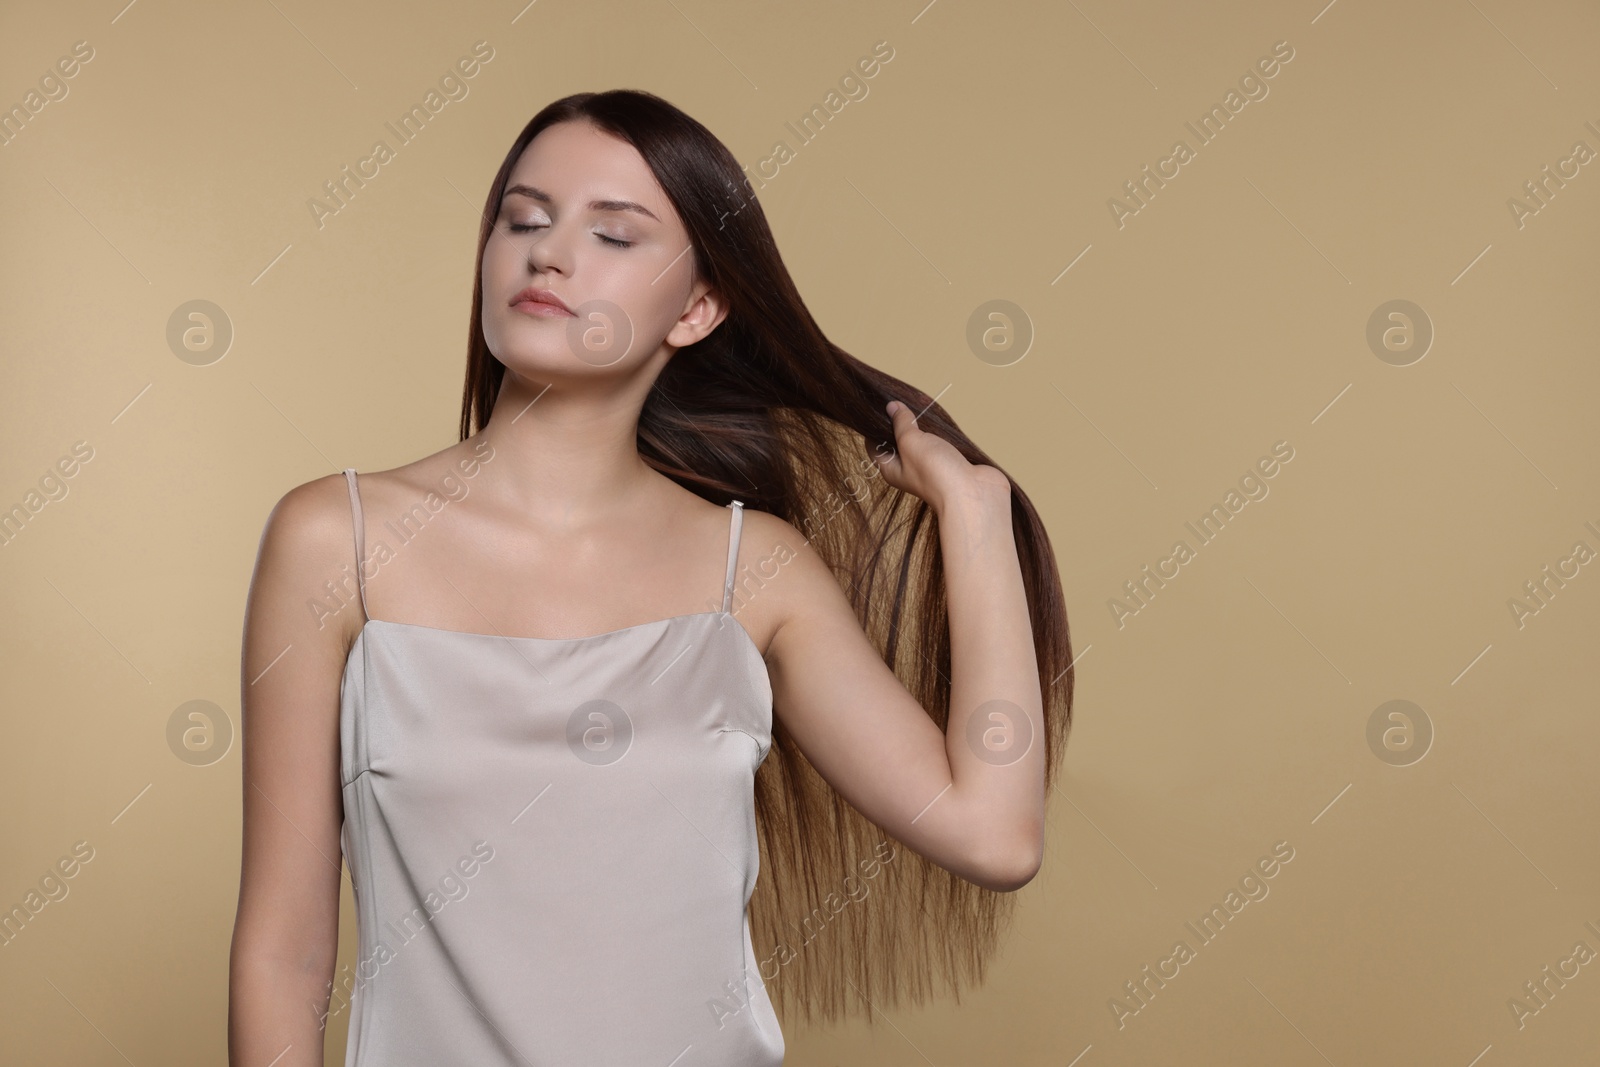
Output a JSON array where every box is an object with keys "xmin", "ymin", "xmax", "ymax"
[{"xmin": 503, "ymin": 120, "xmax": 672, "ymax": 219}]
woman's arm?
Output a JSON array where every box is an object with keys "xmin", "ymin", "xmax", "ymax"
[
  {"xmin": 762, "ymin": 401, "xmax": 1046, "ymax": 892},
  {"xmin": 228, "ymin": 475, "xmax": 357, "ymax": 1065}
]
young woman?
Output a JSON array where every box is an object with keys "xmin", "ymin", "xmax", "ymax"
[{"xmin": 229, "ymin": 89, "xmax": 1073, "ymax": 1066}]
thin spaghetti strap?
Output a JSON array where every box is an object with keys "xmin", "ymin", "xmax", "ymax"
[
  {"xmin": 722, "ymin": 500, "xmax": 744, "ymax": 614},
  {"xmin": 342, "ymin": 468, "xmax": 370, "ymax": 621}
]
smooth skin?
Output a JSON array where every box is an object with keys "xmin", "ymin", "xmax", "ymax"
[{"xmin": 228, "ymin": 118, "xmax": 1045, "ymax": 1066}]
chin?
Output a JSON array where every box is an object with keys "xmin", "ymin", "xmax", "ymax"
[
  {"xmin": 491, "ymin": 307, "xmax": 645, "ymax": 369},
  {"xmin": 495, "ymin": 343, "xmax": 631, "ymax": 379}
]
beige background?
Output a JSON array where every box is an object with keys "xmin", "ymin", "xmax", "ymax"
[{"xmin": 2, "ymin": 0, "xmax": 1597, "ymax": 1063}]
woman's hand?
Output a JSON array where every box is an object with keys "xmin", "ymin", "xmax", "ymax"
[{"xmin": 874, "ymin": 399, "xmax": 1011, "ymax": 512}]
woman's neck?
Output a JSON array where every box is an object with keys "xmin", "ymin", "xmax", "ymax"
[{"xmin": 473, "ymin": 372, "xmax": 667, "ymax": 523}]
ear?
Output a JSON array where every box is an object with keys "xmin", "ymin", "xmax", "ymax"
[{"xmin": 664, "ymin": 281, "xmax": 728, "ymax": 348}]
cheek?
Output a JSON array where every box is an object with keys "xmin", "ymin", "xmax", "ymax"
[
  {"xmin": 579, "ymin": 263, "xmax": 676, "ymax": 328},
  {"xmin": 631, "ymin": 286, "xmax": 694, "ymax": 343},
  {"xmin": 480, "ymin": 240, "xmax": 517, "ymax": 286},
  {"xmin": 478, "ymin": 250, "xmax": 524, "ymax": 347},
  {"xmin": 615, "ymin": 258, "xmax": 695, "ymax": 325}
]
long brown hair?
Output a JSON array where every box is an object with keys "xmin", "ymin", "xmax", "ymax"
[{"xmin": 460, "ymin": 89, "xmax": 1074, "ymax": 1026}]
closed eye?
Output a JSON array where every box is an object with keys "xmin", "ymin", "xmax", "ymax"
[{"xmin": 506, "ymin": 222, "xmax": 631, "ymax": 248}]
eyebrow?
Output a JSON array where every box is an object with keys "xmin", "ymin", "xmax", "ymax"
[{"xmin": 501, "ymin": 183, "xmax": 660, "ymax": 222}]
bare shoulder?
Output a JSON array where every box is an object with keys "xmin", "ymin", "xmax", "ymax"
[
  {"xmin": 732, "ymin": 507, "xmax": 858, "ymax": 654},
  {"xmin": 258, "ymin": 469, "xmax": 359, "ymax": 567},
  {"xmin": 349, "ymin": 436, "xmax": 499, "ymax": 505},
  {"xmin": 251, "ymin": 469, "xmax": 367, "ymax": 654}
]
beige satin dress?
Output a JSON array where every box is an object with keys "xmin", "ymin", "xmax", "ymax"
[{"xmin": 336, "ymin": 468, "xmax": 784, "ymax": 1065}]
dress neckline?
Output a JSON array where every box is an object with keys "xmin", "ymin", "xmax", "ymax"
[{"xmin": 352, "ymin": 609, "xmax": 764, "ymax": 659}]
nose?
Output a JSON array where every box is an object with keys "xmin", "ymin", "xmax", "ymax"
[{"xmin": 521, "ymin": 219, "xmax": 570, "ymax": 278}]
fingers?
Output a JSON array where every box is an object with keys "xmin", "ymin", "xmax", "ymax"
[{"xmin": 885, "ymin": 398, "xmax": 920, "ymax": 431}]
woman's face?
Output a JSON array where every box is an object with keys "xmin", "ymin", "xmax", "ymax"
[{"xmin": 480, "ymin": 119, "xmax": 723, "ymax": 379}]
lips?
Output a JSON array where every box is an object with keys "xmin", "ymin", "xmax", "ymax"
[{"xmin": 510, "ymin": 286, "xmax": 575, "ymax": 315}]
